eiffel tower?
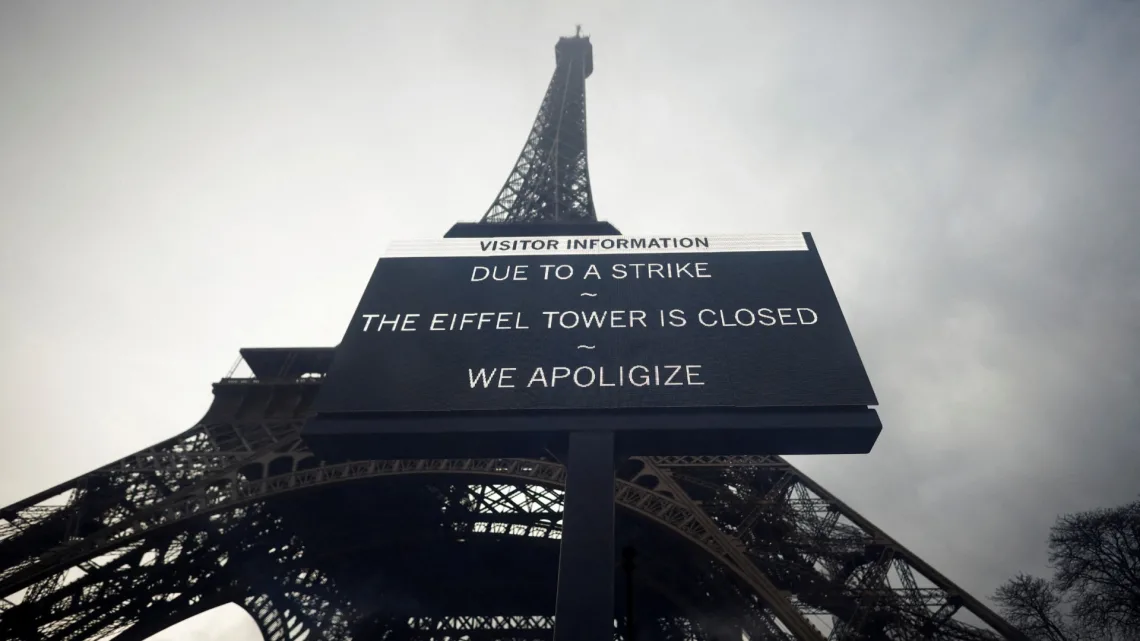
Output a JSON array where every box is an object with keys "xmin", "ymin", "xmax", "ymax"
[{"xmin": 0, "ymin": 31, "xmax": 1028, "ymax": 641}]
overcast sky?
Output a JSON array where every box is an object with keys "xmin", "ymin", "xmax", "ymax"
[{"xmin": 2, "ymin": 1, "xmax": 1139, "ymax": 639}]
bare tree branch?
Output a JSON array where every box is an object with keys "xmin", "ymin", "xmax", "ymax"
[
  {"xmin": 995, "ymin": 499, "xmax": 1140, "ymax": 641},
  {"xmin": 1049, "ymin": 500, "xmax": 1140, "ymax": 636},
  {"xmin": 994, "ymin": 574, "xmax": 1076, "ymax": 641}
]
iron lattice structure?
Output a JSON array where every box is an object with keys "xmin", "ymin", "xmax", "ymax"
[
  {"xmin": 0, "ymin": 33, "xmax": 1027, "ymax": 641},
  {"xmin": 481, "ymin": 31, "xmax": 596, "ymax": 224}
]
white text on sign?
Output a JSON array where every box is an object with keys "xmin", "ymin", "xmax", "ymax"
[{"xmin": 470, "ymin": 262, "xmax": 712, "ymax": 281}]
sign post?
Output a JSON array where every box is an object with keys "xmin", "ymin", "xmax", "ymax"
[{"xmin": 554, "ymin": 430, "xmax": 615, "ymax": 641}]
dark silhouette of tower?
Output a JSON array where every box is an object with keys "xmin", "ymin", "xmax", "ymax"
[
  {"xmin": 0, "ymin": 32, "xmax": 1028, "ymax": 641},
  {"xmin": 482, "ymin": 30, "xmax": 596, "ymax": 224}
]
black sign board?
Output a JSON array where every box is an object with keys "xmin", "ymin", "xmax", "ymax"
[{"xmin": 304, "ymin": 233, "xmax": 880, "ymax": 458}]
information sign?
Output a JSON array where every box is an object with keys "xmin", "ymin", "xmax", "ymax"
[{"xmin": 304, "ymin": 233, "xmax": 880, "ymax": 457}]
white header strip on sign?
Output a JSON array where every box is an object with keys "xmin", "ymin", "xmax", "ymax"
[{"xmin": 384, "ymin": 233, "xmax": 809, "ymax": 258}]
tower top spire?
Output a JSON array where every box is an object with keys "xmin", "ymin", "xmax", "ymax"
[{"xmin": 479, "ymin": 33, "xmax": 597, "ymax": 224}]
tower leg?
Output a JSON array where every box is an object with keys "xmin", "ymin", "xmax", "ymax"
[{"xmin": 554, "ymin": 430, "xmax": 616, "ymax": 641}]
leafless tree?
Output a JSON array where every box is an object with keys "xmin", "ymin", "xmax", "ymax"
[{"xmin": 994, "ymin": 499, "xmax": 1140, "ymax": 641}]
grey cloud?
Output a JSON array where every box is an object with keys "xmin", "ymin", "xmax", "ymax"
[{"xmin": 2, "ymin": 1, "xmax": 1139, "ymax": 637}]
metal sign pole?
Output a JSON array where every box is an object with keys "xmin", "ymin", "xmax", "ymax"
[{"xmin": 553, "ymin": 430, "xmax": 616, "ymax": 641}]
